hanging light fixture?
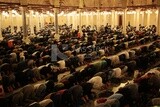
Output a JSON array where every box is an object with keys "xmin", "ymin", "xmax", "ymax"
[
  {"xmin": 127, "ymin": 11, "xmax": 136, "ymax": 14},
  {"xmin": 145, "ymin": 10, "xmax": 152, "ymax": 14},
  {"xmin": 2, "ymin": 11, "xmax": 9, "ymax": 17},
  {"xmin": 155, "ymin": 10, "xmax": 158, "ymax": 14}
]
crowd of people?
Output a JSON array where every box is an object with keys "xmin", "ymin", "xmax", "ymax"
[{"xmin": 0, "ymin": 23, "xmax": 159, "ymax": 107}]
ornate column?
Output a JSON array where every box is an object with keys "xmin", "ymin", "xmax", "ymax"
[
  {"xmin": 72, "ymin": 13, "xmax": 75, "ymax": 29},
  {"xmin": 96, "ymin": 9, "xmax": 100, "ymax": 31},
  {"xmin": 54, "ymin": 8, "xmax": 59, "ymax": 40},
  {"xmin": 114, "ymin": 11, "xmax": 118, "ymax": 27},
  {"xmin": 103, "ymin": 12, "xmax": 107, "ymax": 25},
  {"xmin": 40, "ymin": 13, "xmax": 45, "ymax": 28},
  {"xmin": 141, "ymin": 11, "xmax": 145, "ymax": 26},
  {"xmin": 9, "ymin": 9, "xmax": 14, "ymax": 33},
  {"xmin": 86, "ymin": 12, "xmax": 89, "ymax": 26},
  {"xmin": 66, "ymin": 13, "xmax": 70, "ymax": 26},
  {"xmin": 147, "ymin": 10, "xmax": 151, "ymax": 27},
  {"xmin": 136, "ymin": 9, "xmax": 140, "ymax": 31},
  {"xmin": 0, "ymin": 12, "xmax": 2, "ymax": 39},
  {"xmin": 157, "ymin": 8, "xmax": 160, "ymax": 35},
  {"xmin": 29, "ymin": 10, "xmax": 34, "ymax": 34},
  {"xmin": 90, "ymin": 12, "xmax": 94, "ymax": 28},
  {"xmin": 35, "ymin": 12, "xmax": 40, "ymax": 31},
  {"xmin": 78, "ymin": 9, "xmax": 82, "ymax": 37},
  {"xmin": 21, "ymin": 6, "xmax": 30, "ymax": 43},
  {"xmin": 123, "ymin": 9, "xmax": 127, "ymax": 34},
  {"xmin": 53, "ymin": 0, "xmax": 60, "ymax": 40},
  {"xmin": 77, "ymin": 0, "xmax": 84, "ymax": 37},
  {"xmin": 111, "ymin": 10, "xmax": 115, "ymax": 28}
]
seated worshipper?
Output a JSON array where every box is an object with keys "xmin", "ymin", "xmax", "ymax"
[{"xmin": 87, "ymin": 76, "xmax": 109, "ymax": 90}]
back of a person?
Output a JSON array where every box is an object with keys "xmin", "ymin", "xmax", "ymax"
[{"xmin": 88, "ymin": 76, "xmax": 103, "ymax": 90}]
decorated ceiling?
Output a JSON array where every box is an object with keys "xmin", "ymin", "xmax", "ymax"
[{"xmin": 0, "ymin": 0, "xmax": 159, "ymax": 11}]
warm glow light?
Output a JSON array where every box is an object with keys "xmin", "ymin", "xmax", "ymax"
[
  {"xmin": 12, "ymin": 10, "xmax": 20, "ymax": 16},
  {"xmin": 155, "ymin": 10, "xmax": 158, "ymax": 14},
  {"xmin": 145, "ymin": 10, "xmax": 152, "ymax": 14},
  {"xmin": 40, "ymin": 13, "xmax": 43, "ymax": 16},
  {"xmin": 35, "ymin": 12, "xmax": 39, "ymax": 15},
  {"xmin": 46, "ymin": 11, "xmax": 53, "ymax": 16},
  {"xmin": 67, "ymin": 11, "xmax": 77, "ymax": 16},
  {"xmin": 26, "ymin": 14, "xmax": 29, "ymax": 17},
  {"xmin": 43, "ymin": 14, "xmax": 47, "ymax": 17},
  {"xmin": 116, "ymin": 11, "xmax": 124, "ymax": 15},
  {"xmin": 58, "ymin": 11, "xmax": 64, "ymax": 16},
  {"xmin": 2, "ymin": 11, "xmax": 9, "ymax": 17},
  {"xmin": 46, "ymin": 11, "xmax": 50, "ymax": 14},
  {"xmin": 49, "ymin": 13, "xmax": 54, "ymax": 16},
  {"xmin": 127, "ymin": 11, "xmax": 136, "ymax": 14},
  {"xmin": 104, "ymin": 11, "xmax": 111, "ymax": 15},
  {"xmin": 29, "ymin": 10, "xmax": 34, "ymax": 14},
  {"xmin": 140, "ymin": 11, "xmax": 144, "ymax": 14}
]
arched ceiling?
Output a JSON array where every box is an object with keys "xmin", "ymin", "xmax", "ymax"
[{"xmin": 0, "ymin": 0, "xmax": 159, "ymax": 11}]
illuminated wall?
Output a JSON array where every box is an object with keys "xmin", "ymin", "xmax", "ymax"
[{"xmin": 0, "ymin": 9, "xmax": 159, "ymax": 32}]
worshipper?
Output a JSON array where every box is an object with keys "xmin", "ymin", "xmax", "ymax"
[
  {"xmin": 68, "ymin": 84, "xmax": 85, "ymax": 107},
  {"xmin": 12, "ymin": 91, "xmax": 24, "ymax": 106},
  {"xmin": 111, "ymin": 67, "xmax": 122, "ymax": 79},
  {"xmin": 39, "ymin": 99, "xmax": 54, "ymax": 107},
  {"xmin": 80, "ymin": 82, "xmax": 94, "ymax": 102},
  {"xmin": 107, "ymin": 93, "xmax": 128, "ymax": 107},
  {"xmin": 45, "ymin": 80, "xmax": 55, "ymax": 95},
  {"xmin": 87, "ymin": 76, "xmax": 109, "ymax": 90},
  {"xmin": 117, "ymin": 83, "xmax": 139, "ymax": 106},
  {"xmin": 150, "ymin": 98, "xmax": 160, "ymax": 106},
  {"xmin": 34, "ymin": 83, "xmax": 46, "ymax": 100},
  {"xmin": 0, "ymin": 63, "xmax": 16, "ymax": 92},
  {"xmin": 22, "ymin": 84, "xmax": 36, "ymax": 103}
]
